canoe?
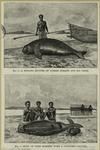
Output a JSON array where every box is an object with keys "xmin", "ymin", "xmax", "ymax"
[
  {"xmin": 18, "ymin": 119, "xmax": 83, "ymax": 136},
  {"xmin": 68, "ymin": 23, "xmax": 97, "ymax": 43}
]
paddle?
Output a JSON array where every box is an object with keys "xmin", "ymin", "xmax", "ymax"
[{"xmin": 13, "ymin": 29, "xmax": 69, "ymax": 40}]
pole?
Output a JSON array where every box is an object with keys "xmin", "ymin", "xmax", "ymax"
[{"xmin": 13, "ymin": 29, "xmax": 69, "ymax": 40}]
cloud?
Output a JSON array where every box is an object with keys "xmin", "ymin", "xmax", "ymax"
[
  {"xmin": 5, "ymin": 75, "xmax": 97, "ymax": 108},
  {"xmin": 4, "ymin": 3, "xmax": 97, "ymax": 32}
]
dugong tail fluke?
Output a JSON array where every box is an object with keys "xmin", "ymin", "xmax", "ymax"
[
  {"xmin": 73, "ymin": 51, "xmax": 87, "ymax": 59},
  {"xmin": 22, "ymin": 38, "xmax": 87, "ymax": 59}
]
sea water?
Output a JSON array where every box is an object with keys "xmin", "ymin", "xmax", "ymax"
[
  {"xmin": 4, "ymin": 34, "xmax": 68, "ymax": 49},
  {"xmin": 5, "ymin": 109, "xmax": 70, "ymax": 116}
]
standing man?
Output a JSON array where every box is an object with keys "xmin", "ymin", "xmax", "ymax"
[{"xmin": 35, "ymin": 14, "xmax": 49, "ymax": 39}]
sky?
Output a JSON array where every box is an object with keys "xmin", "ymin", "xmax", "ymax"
[
  {"xmin": 5, "ymin": 75, "xmax": 97, "ymax": 108},
  {"xmin": 4, "ymin": 2, "xmax": 97, "ymax": 33}
]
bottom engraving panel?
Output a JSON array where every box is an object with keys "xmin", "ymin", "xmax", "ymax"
[{"xmin": 5, "ymin": 75, "xmax": 97, "ymax": 143}]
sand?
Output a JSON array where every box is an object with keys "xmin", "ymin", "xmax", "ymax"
[
  {"xmin": 5, "ymin": 114, "xmax": 97, "ymax": 143},
  {"xmin": 4, "ymin": 35, "xmax": 97, "ymax": 68}
]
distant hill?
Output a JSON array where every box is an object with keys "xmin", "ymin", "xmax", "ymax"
[
  {"xmin": 5, "ymin": 106, "xmax": 24, "ymax": 110},
  {"xmin": 7, "ymin": 30, "xmax": 68, "ymax": 34},
  {"xmin": 7, "ymin": 31, "xmax": 32, "ymax": 34}
]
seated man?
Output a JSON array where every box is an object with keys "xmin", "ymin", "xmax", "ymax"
[
  {"xmin": 46, "ymin": 102, "xmax": 56, "ymax": 121},
  {"xmin": 23, "ymin": 101, "xmax": 34, "ymax": 122},
  {"xmin": 34, "ymin": 101, "xmax": 45, "ymax": 120}
]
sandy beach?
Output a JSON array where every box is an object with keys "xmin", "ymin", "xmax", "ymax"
[
  {"xmin": 5, "ymin": 111, "xmax": 97, "ymax": 143},
  {"xmin": 4, "ymin": 34, "xmax": 97, "ymax": 68}
]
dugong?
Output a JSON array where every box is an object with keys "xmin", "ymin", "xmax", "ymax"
[
  {"xmin": 18, "ymin": 118, "xmax": 83, "ymax": 136},
  {"xmin": 22, "ymin": 38, "xmax": 87, "ymax": 59}
]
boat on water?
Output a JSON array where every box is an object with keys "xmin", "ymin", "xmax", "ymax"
[
  {"xmin": 68, "ymin": 23, "xmax": 97, "ymax": 43},
  {"xmin": 18, "ymin": 118, "xmax": 83, "ymax": 136}
]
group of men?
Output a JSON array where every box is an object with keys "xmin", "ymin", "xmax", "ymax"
[
  {"xmin": 23, "ymin": 101, "xmax": 56, "ymax": 122},
  {"xmin": 35, "ymin": 14, "xmax": 49, "ymax": 39}
]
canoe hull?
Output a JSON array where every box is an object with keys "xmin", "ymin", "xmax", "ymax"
[{"xmin": 69, "ymin": 24, "xmax": 97, "ymax": 43}]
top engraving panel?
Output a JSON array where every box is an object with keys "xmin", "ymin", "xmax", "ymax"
[{"xmin": 2, "ymin": 2, "xmax": 98, "ymax": 68}]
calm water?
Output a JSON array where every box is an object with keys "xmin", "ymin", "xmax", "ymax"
[
  {"xmin": 4, "ymin": 34, "xmax": 68, "ymax": 49},
  {"xmin": 5, "ymin": 109, "xmax": 70, "ymax": 116}
]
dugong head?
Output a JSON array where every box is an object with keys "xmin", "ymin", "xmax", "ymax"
[
  {"xmin": 22, "ymin": 42, "xmax": 42, "ymax": 59},
  {"xmin": 22, "ymin": 45, "xmax": 34, "ymax": 54}
]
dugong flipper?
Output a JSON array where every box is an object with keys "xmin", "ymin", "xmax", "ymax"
[
  {"xmin": 22, "ymin": 38, "xmax": 87, "ymax": 59},
  {"xmin": 34, "ymin": 43, "xmax": 42, "ymax": 59}
]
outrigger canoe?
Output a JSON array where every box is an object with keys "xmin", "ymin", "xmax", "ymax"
[
  {"xmin": 18, "ymin": 118, "xmax": 83, "ymax": 136},
  {"xmin": 68, "ymin": 23, "xmax": 97, "ymax": 43}
]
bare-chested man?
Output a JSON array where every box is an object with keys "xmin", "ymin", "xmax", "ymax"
[
  {"xmin": 35, "ymin": 14, "xmax": 49, "ymax": 39},
  {"xmin": 23, "ymin": 101, "xmax": 32, "ymax": 122},
  {"xmin": 46, "ymin": 102, "xmax": 56, "ymax": 121},
  {"xmin": 34, "ymin": 101, "xmax": 45, "ymax": 120}
]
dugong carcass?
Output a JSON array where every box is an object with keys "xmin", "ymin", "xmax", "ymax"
[{"xmin": 22, "ymin": 38, "xmax": 87, "ymax": 59}]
